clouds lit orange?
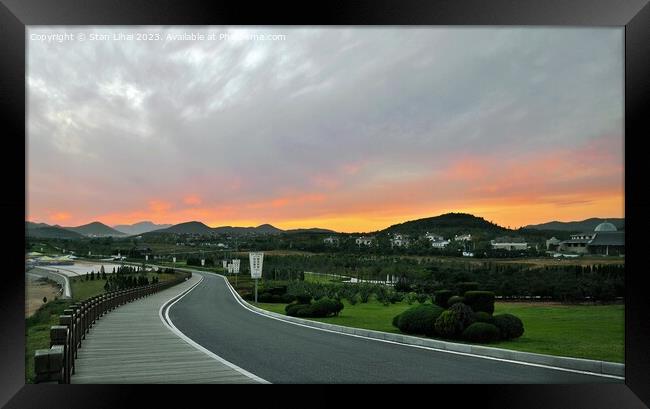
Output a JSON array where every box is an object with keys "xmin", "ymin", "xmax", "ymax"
[{"xmin": 27, "ymin": 27, "xmax": 623, "ymax": 232}]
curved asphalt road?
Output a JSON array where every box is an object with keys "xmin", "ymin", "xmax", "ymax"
[{"xmin": 168, "ymin": 271, "xmax": 621, "ymax": 384}]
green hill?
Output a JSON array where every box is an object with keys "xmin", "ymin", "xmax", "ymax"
[{"xmin": 379, "ymin": 213, "xmax": 509, "ymax": 238}]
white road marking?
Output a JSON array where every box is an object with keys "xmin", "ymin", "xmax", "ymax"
[
  {"xmin": 214, "ymin": 272, "xmax": 624, "ymax": 381},
  {"xmin": 158, "ymin": 273, "xmax": 270, "ymax": 384}
]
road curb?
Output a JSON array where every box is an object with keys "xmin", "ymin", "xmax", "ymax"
[{"xmin": 218, "ymin": 273, "xmax": 624, "ymax": 378}]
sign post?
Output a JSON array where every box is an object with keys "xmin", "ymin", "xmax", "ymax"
[
  {"xmin": 249, "ymin": 252, "xmax": 264, "ymax": 303},
  {"xmin": 232, "ymin": 259, "xmax": 240, "ymax": 287}
]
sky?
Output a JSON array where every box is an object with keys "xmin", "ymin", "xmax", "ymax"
[{"xmin": 26, "ymin": 27, "xmax": 624, "ymax": 232}]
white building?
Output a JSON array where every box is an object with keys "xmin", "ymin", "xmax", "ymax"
[
  {"xmin": 390, "ymin": 233, "xmax": 410, "ymax": 248},
  {"xmin": 490, "ymin": 237, "xmax": 528, "ymax": 250},
  {"xmin": 454, "ymin": 234, "xmax": 472, "ymax": 241},
  {"xmin": 355, "ymin": 236, "xmax": 375, "ymax": 246},
  {"xmin": 424, "ymin": 232, "xmax": 450, "ymax": 248},
  {"xmin": 323, "ymin": 236, "xmax": 339, "ymax": 245},
  {"xmin": 424, "ymin": 232, "xmax": 444, "ymax": 242},
  {"xmin": 431, "ymin": 239, "xmax": 451, "ymax": 249}
]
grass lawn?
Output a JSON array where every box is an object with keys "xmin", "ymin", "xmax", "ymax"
[{"xmin": 256, "ymin": 300, "xmax": 624, "ymax": 363}]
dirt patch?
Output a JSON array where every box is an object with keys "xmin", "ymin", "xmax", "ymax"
[{"xmin": 26, "ymin": 278, "xmax": 62, "ymax": 318}]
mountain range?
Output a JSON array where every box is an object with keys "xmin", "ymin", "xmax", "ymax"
[
  {"xmin": 524, "ymin": 218, "xmax": 624, "ymax": 232},
  {"xmin": 113, "ymin": 221, "xmax": 173, "ymax": 235},
  {"xmin": 26, "ymin": 214, "xmax": 625, "ymax": 240},
  {"xmin": 26, "ymin": 220, "xmax": 337, "ymax": 239}
]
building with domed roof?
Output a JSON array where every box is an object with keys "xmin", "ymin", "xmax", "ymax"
[{"xmin": 558, "ymin": 221, "xmax": 624, "ymax": 255}]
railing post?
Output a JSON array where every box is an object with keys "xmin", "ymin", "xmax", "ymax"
[
  {"xmin": 50, "ymin": 325, "xmax": 70, "ymax": 384},
  {"xmin": 59, "ymin": 314, "xmax": 75, "ymax": 375}
]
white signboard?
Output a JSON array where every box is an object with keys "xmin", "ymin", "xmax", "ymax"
[
  {"xmin": 145, "ymin": 254, "xmax": 149, "ymax": 261},
  {"xmin": 173, "ymin": 257, "xmax": 176, "ymax": 263},
  {"xmin": 249, "ymin": 252, "xmax": 264, "ymax": 279},
  {"xmin": 222, "ymin": 260, "xmax": 228, "ymax": 269},
  {"xmin": 232, "ymin": 259, "xmax": 240, "ymax": 274},
  {"xmin": 201, "ymin": 259, "xmax": 205, "ymax": 266},
  {"xmin": 227, "ymin": 263, "xmax": 233, "ymax": 274}
]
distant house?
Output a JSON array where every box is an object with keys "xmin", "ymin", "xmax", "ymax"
[
  {"xmin": 424, "ymin": 232, "xmax": 444, "ymax": 242},
  {"xmin": 546, "ymin": 237, "xmax": 561, "ymax": 251},
  {"xmin": 424, "ymin": 232, "xmax": 450, "ymax": 248},
  {"xmin": 132, "ymin": 246, "xmax": 152, "ymax": 257},
  {"xmin": 558, "ymin": 222, "xmax": 624, "ymax": 255},
  {"xmin": 454, "ymin": 234, "xmax": 472, "ymax": 241},
  {"xmin": 491, "ymin": 236, "xmax": 528, "ymax": 251},
  {"xmin": 323, "ymin": 236, "xmax": 339, "ymax": 245},
  {"xmin": 390, "ymin": 233, "xmax": 410, "ymax": 248},
  {"xmin": 355, "ymin": 236, "xmax": 375, "ymax": 246}
]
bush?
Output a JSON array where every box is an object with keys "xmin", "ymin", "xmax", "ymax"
[
  {"xmin": 456, "ymin": 282, "xmax": 479, "ymax": 294},
  {"xmin": 394, "ymin": 278, "xmax": 411, "ymax": 292},
  {"xmin": 415, "ymin": 293, "xmax": 429, "ymax": 304},
  {"xmin": 473, "ymin": 311, "xmax": 494, "ymax": 324},
  {"xmin": 404, "ymin": 292, "xmax": 417, "ymax": 305},
  {"xmin": 434, "ymin": 310, "xmax": 461, "ymax": 338},
  {"xmin": 389, "ymin": 291, "xmax": 404, "ymax": 304},
  {"xmin": 448, "ymin": 303, "xmax": 475, "ymax": 331},
  {"xmin": 295, "ymin": 298, "xmax": 344, "ymax": 318},
  {"xmin": 286, "ymin": 303, "xmax": 311, "ymax": 317},
  {"xmin": 493, "ymin": 314, "xmax": 525, "ymax": 340},
  {"xmin": 295, "ymin": 293, "xmax": 312, "ymax": 304},
  {"xmin": 463, "ymin": 291, "xmax": 495, "ymax": 314},
  {"xmin": 448, "ymin": 295, "xmax": 464, "ymax": 306},
  {"xmin": 347, "ymin": 293, "xmax": 359, "ymax": 305},
  {"xmin": 392, "ymin": 314, "xmax": 401, "ymax": 328},
  {"xmin": 266, "ymin": 286, "xmax": 288, "ymax": 296},
  {"xmin": 280, "ymin": 293, "xmax": 296, "ymax": 303},
  {"xmin": 433, "ymin": 290, "xmax": 453, "ymax": 308},
  {"xmin": 462, "ymin": 322, "xmax": 501, "ymax": 343},
  {"xmin": 395, "ymin": 304, "xmax": 444, "ymax": 336}
]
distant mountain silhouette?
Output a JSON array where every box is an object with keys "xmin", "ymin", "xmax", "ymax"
[
  {"xmin": 26, "ymin": 222, "xmax": 85, "ymax": 239},
  {"xmin": 113, "ymin": 221, "xmax": 172, "ymax": 235},
  {"xmin": 525, "ymin": 218, "xmax": 624, "ymax": 232},
  {"xmin": 65, "ymin": 221, "xmax": 127, "ymax": 237}
]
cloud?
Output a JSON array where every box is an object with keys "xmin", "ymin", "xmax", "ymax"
[{"xmin": 26, "ymin": 27, "xmax": 624, "ymax": 231}]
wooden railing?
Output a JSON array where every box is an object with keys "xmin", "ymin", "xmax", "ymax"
[{"xmin": 33, "ymin": 270, "xmax": 192, "ymax": 383}]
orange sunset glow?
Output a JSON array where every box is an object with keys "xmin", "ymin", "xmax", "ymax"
[{"xmin": 27, "ymin": 27, "xmax": 624, "ymax": 232}]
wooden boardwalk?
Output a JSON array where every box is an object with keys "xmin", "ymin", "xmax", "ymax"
[{"xmin": 72, "ymin": 274, "xmax": 259, "ymax": 383}]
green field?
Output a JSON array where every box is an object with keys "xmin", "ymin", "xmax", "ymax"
[{"xmin": 256, "ymin": 300, "xmax": 624, "ymax": 363}]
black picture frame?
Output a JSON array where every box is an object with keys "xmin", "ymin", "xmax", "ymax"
[{"xmin": 1, "ymin": 0, "xmax": 649, "ymax": 407}]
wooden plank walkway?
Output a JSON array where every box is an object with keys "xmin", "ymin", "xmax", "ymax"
[{"xmin": 71, "ymin": 274, "xmax": 259, "ymax": 383}]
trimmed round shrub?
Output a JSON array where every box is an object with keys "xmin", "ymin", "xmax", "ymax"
[
  {"xmin": 281, "ymin": 293, "xmax": 296, "ymax": 303},
  {"xmin": 448, "ymin": 295, "xmax": 464, "ymax": 306},
  {"xmin": 462, "ymin": 322, "xmax": 501, "ymax": 343},
  {"xmin": 493, "ymin": 314, "xmax": 524, "ymax": 339},
  {"xmin": 297, "ymin": 298, "xmax": 344, "ymax": 318},
  {"xmin": 286, "ymin": 303, "xmax": 311, "ymax": 317},
  {"xmin": 434, "ymin": 290, "xmax": 453, "ymax": 308},
  {"xmin": 434, "ymin": 310, "xmax": 461, "ymax": 338},
  {"xmin": 473, "ymin": 311, "xmax": 494, "ymax": 324},
  {"xmin": 295, "ymin": 293, "xmax": 312, "ymax": 304},
  {"xmin": 448, "ymin": 302, "xmax": 475, "ymax": 331},
  {"xmin": 392, "ymin": 314, "xmax": 400, "ymax": 328},
  {"xmin": 396, "ymin": 304, "xmax": 444, "ymax": 336},
  {"xmin": 463, "ymin": 291, "xmax": 495, "ymax": 314},
  {"xmin": 456, "ymin": 282, "xmax": 479, "ymax": 295},
  {"xmin": 266, "ymin": 286, "xmax": 288, "ymax": 296}
]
